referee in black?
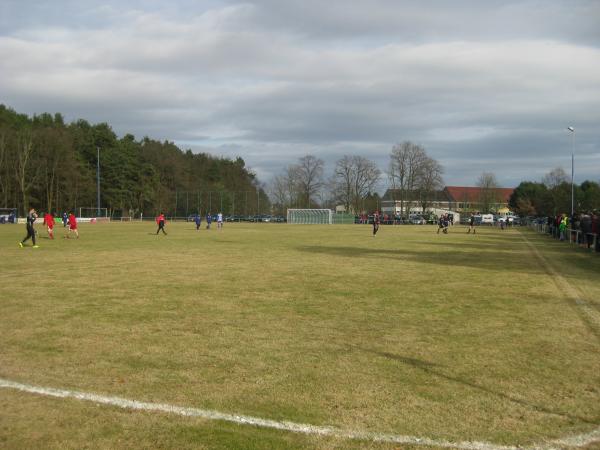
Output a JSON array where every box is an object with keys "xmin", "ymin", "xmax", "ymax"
[{"xmin": 19, "ymin": 208, "xmax": 39, "ymax": 248}]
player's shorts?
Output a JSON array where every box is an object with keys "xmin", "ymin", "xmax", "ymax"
[{"xmin": 69, "ymin": 224, "xmax": 77, "ymax": 230}]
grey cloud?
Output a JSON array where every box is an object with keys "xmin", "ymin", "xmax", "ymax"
[
  {"xmin": 1, "ymin": 0, "xmax": 599, "ymax": 191},
  {"xmin": 242, "ymin": 0, "xmax": 600, "ymax": 46}
]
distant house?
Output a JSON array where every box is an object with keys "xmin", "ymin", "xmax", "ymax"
[{"xmin": 380, "ymin": 186, "xmax": 514, "ymax": 215}]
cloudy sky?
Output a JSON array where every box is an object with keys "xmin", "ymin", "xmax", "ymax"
[{"xmin": 1, "ymin": 0, "xmax": 599, "ymax": 189}]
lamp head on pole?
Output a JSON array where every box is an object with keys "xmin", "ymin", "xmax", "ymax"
[{"xmin": 567, "ymin": 126, "xmax": 574, "ymax": 132}]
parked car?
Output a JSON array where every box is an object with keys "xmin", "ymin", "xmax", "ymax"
[{"xmin": 409, "ymin": 215, "xmax": 426, "ymax": 225}]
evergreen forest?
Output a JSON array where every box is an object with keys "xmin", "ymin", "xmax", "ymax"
[{"xmin": 0, "ymin": 105, "xmax": 269, "ymax": 217}]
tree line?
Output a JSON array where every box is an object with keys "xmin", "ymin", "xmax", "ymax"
[
  {"xmin": 269, "ymin": 141, "xmax": 444, "ymax": 216},
  {"xmin": 0, "ymin": 105, "xmax": 268, "ymax": 217},
  {"xmin": 510, "ymin": 167, "xmax": 600, "ymax": 217}
]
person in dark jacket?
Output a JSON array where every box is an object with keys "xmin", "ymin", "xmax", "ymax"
[
  {"xmin": 19, "ymin": 208, "xmax": 39, "ymax": 248},
  {"xmin": 372, "ymin": 211, "xmax": 380, "ymax": 236}
]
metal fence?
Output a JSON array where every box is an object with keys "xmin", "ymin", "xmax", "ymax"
[{"xmin": 529, "ymin": 222, "xmax": 599, "ymax": 253}]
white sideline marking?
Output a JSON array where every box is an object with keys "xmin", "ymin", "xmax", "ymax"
[
  {"xmin": 0, "ymin": 378, "xmax": 520, "ymax": 450},
  {"xmin": 3, "ymin": 377, "xmax": 600, "ymax": 449},
  {"xmin": 520, "ymin": 232, "xmax": 600, "ymax": 334}
]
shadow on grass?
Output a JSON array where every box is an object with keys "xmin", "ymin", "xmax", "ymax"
[
  {"xmin": 366, "ymin": 348, "xmax": 599, "ymax": 425},
  {"xmin": 296, "ymin": 244, "xmax": 542, "ymax": 275}
]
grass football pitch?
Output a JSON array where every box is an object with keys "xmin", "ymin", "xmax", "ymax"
[{"xmin": 1, "ymin": 221, "xmax": 599, "ymax": 449}]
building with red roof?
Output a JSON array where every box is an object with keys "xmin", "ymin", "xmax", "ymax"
[{"xmin": 381, "ymin": 186, "xmax": 514, "ymax": 216}]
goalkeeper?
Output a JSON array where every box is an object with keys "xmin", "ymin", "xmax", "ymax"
[{"xmin": 19, "ymin": 208, "xmax": 39, "ymax": 248}]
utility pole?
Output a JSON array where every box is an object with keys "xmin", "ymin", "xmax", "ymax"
[
  {"xmin": 97, "ymin": 146, "xmax": 101, "ymax": 216},
  {"xmin": 568, "ymin": 126, "xmax": 575, "ymax": 217}
]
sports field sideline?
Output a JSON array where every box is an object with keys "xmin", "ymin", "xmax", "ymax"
[{"xmin": 1, "ymin": 221, "xmax": 599, "ymax": 449}]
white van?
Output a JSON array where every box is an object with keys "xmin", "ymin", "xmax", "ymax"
[{"xmin": 481, "ymin": 214, "xmax": 494, "ymax": 224}]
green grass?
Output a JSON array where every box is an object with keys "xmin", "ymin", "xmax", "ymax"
[{"xmin": 1, "ymin": 221, "xmax": 599, "ymax": 449}]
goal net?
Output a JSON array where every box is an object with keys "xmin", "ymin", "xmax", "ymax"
[
  {"xmin": 78, "ymin": 207, "xmax": 110, "ymax": 223},
  {"xmin": 287, "ymin": 209, "xmax": 333, "ymax": 224},
  {"xmin": 79, "ymin": 207, "xmax": 109, "ymax": 218},
  {"xmin": 0, "ymin": 208, "xmax": 17, "ymax": 224}
]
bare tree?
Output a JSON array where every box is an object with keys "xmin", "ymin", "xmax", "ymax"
[
  {"xmin": 332, "ymin": 155, "xmax": 380, "ymax": 213},
  {"xmin": 0, "ymin": 133, "xmax": 10, "ymax": 207},
  {"xmin": 332, "ymin": 155, "xmax": 354, "ymax": 212},
  {"xmin": 542, "ymin": 167, "xmax": 568, "ymax": 189},
  {"xmin": 477, "ymin": 172, "xmax": 499, "ymax": 213},
  {"xmin": 388, "ymin": 141, "xmax": 427, "ymax": 217},
  {"xmin": 269, "ymin": 174, "xmax": 289, "ymax": 212},
  {"xmin": 416, "ymin": 157, "xmax": 444, "ymax": 214},
  {"xmin": 294, "ymin": 154, "xmax": 324, "ymax": 208},
  {"xmin": 542, "ymin": 167, "xmax": 570, "ymax": 215},
  {"xmin": 15, "ymin": 131, "xmax": 39, "ymax": 214},
  {"xmin": 352, "ymin": 156, "xmax": 380, "ymax": 213}
]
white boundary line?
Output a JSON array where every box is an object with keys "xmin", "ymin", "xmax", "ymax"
[
  {"xmin": 519, "ymin": 231, "xmax": 600, "ymax": 449},
  {"xmin": 0, "ymin": 377, "xmax": 522, "ymax": 450},
  {"xmin": 520, "ymin": 232, "xmax": 600, "ymax": 331},
  {"xmin": 2, "ymin": 376, "xmax": 599, "ymax": 450}
]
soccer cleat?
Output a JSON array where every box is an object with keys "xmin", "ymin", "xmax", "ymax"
[
  {"xmin": 33, "ymin": 245, "xmax": 39, "ymax": 248},
  {"xmin": 19, "ymin": 242, "xmax": 23, "ymax": 248}
]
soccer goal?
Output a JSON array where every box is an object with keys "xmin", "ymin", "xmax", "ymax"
[
  {"xmin": 79, "ymin": 207, "xmax": 108, "ymax": 218},
  {"xmin": 287, "ymin": 209, "xmax": 333, "ymax": 224},
  {"xmin": 77, "ymin": 207, "xmax": 110, "ymax": 223},
  {"xmin": 0, "ymin": 208, "xmax": 17, "ymax": 224}
]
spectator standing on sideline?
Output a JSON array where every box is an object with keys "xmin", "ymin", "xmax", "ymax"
[
  {"xmin": 580, "ymin": 212, "xmax": 592, "ymax": 248},
  {"xmin": 592, "ymin": 211, "xmax": 599, "ymax": 252},
  {"xmin": 19, "ymin": 208, "xmax": 39, "ymax": 248},
  {"xmin": 155, "ymin": 213, "xmax": 167, "ymax": 235},
  {"xmin": 559, "ymin": 215, "xmax": 567, "ymax": 241}
]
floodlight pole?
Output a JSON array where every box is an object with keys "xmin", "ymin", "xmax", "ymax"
[
  {"xmin": 97, "ymin": 146, "xmax": 101, "ymax": 216},
  {"xmin": 567, "ymin": 127, "xmax": 574, "ymax": 217}
]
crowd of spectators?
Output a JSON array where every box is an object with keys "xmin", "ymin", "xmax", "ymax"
[{"xmin": 545, "ymin": 211, "xmax": 599, "ymax": 252}]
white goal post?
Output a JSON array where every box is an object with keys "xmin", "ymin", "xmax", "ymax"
[{"xmin": 287, "ymin": 209, "xmax": 333, "ymax": 224}]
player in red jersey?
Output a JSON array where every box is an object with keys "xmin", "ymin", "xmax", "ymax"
[
  {"xmin": 43, "ymin": 212, "xmax": 55, "ymax": 239},
  {"xmin": 156, "ymin": 213, "xmax": 167, "ymax": 235},
  {"xmin": 66, "ymin": 212, "xmax": 79, "ymax": 238}
]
